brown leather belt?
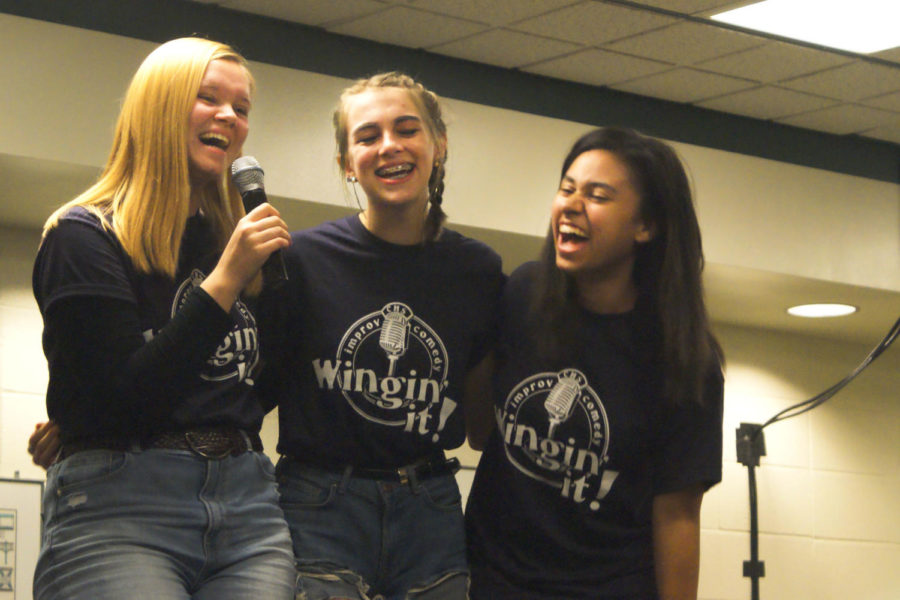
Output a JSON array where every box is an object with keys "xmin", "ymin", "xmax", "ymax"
[{"xmin": 61, "ymin": 427, "xmax": 262, "ymax": 460}]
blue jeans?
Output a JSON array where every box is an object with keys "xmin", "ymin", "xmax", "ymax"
[
  {"xmin": 34, "ymin": 448, "xmax": 297, "ymax": 599},
  {"xmin": 276, "ymin": 458, "xmax": 468, "ymax": 600}
]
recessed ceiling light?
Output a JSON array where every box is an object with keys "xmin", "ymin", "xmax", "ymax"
[
  {"xmin": 711, "ymin": 0, "xmax": 900, "ymax": 54},
  {"xmin": 787, "ymin": 303, "xmax": 858, "ymax": 318}
]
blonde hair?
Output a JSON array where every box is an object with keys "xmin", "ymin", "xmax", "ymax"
[
  {"xmin": 333, "ymin": 72, "xmax": 448, "ymax": 241},
  {"xmin": 44, "ymin": 37, "xmax": 254, "ymax": 277}
]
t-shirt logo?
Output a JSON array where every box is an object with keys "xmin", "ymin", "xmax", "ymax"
[
  {"xmin": 170, "ymin": 269, "xmax": 259, "ymax": 384},
  {"xmin": 500, "ymin": 368, "xmax": 619, "ymax": 510},
  {"xmin": 312, "ymin": 302, "xmax": 456, "ymax": 442}
]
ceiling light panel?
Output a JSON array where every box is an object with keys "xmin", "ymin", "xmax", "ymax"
[{"xmin": 712, "ymin": 0, "xmax": 900, "ymax": 54}]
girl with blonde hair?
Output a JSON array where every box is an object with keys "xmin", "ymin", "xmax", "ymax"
[{"xmin": 32, "ymin": 37, "xmax": 296, "ymax": 599}]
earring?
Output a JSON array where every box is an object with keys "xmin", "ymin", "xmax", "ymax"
[{"xmin": 346, "ymin": 175, "xmax": 358, "ymax": 183}]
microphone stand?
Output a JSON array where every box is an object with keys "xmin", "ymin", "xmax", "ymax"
[
  {"xmin": 736, "ymin": 423, "xmax": 766, "ymax": 600},
  {"xmin": 735, "ymin": 315, "xmax": 899, "ymax": 600}
]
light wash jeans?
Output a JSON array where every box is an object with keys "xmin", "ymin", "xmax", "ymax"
[
  {"xmin": 34, "ymin": 448, "xmax": 297, "ymax": 599},
  {"xmin": 276, "ymin": 458, "xmax": 468, "ymax": 600}
]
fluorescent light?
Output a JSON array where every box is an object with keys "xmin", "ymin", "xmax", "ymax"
[
  {"xmin": 787, "ymin": 303, "xmax": 857, "ymax": 318},
  {"xmin": 711, "ymin": 0, "xmax": 900, "ymax": 54}
]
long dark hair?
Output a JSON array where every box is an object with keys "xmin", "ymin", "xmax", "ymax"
[{"xmin": 533, "ymin": 127, "xmax": 722, "ymax": 405}]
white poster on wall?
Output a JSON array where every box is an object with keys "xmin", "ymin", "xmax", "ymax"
[
  {"xmin": 0, "ymin": 509, "xmax": 16, "ymax": 596},
  {"xmin": 0, "ymin": 480, "xmax": 42, "ymax": 600}
]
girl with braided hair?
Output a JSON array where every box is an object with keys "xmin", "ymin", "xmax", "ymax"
[{"xmin": 261, "ymin": 72, "xmax": 504, "ymax": 599}]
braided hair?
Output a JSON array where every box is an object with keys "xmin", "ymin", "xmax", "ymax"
[{"xmin": 333, "ymin": 72, "xmax": 448, "ymax": 241}]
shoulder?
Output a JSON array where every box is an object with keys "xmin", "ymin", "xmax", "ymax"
[
  {"xmin": 701, "ymin": 360, "xmax": 725, "ymax": 411},
  {"xmin": 34, "ymin": 207, "xmax": 134, "ymax": 311},
  {"xmin": 497, "ymin": 261, "xmax": 541, "ymax": 325},
  {"xmin": 282, "ymin": 216, "xmax": 369, "ymax": 285},
  {"xmin": 52, "ymin": 206, "xmax": 107, "ymax": 234},
  {"xmin": 435, "ymin": 228, "xmax": 503, "ymax": 274},
  {"xmin": 42, "ymin": 206, "xmax": 119, "ymax": 254},
  {"xmin": 290, "ymin": 215, "xmax": 359, "ymax": 249},
  {"xmin": 506, "ymin": 261, "xmax": 540, "ymax": 294}
]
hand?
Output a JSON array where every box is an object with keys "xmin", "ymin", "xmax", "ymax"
[
  {"xmin": 202, "ymin": 203, "xmax": 291, "ymax": 311},
  {"xmin": 28, "ymin": 421, "xmax": 61, "ymax": 469}
]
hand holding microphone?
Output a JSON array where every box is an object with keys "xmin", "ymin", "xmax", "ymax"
[
  {"xmin": 201, "ymin": 157, "xmax": 290, "ymax": 311},
  {"xmin": 231, "ymin": 156, "xmax": 289, "ymax": 287}
]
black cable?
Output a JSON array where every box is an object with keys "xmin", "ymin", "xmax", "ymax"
[
  {"xmin": 755, "ymin": 314, "xmax": 900, "ymax": 436},
  {"xmin": 739, "ymin": 313, "xmax": 899, "ymax": 599}
]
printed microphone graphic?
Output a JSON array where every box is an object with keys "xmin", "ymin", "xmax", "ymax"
[
  {"xmin": 231, "ymin": 156, "xmax": 287, "ymax": 287},
  {"xmin": 545, "ymin": 373, "xmax": 581, "ymax": 439},
  {"xmin": 379, "ymin": 309, "xmax": 410, "ymax": 376}
]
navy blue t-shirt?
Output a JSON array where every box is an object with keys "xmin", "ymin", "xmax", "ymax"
[
  {"xmin": 465, "ymin": 262, "xmax": 723, "ymax": 599},
  {"xmin": 33, "ymin": 207, "xmax": 267, "ymax": 442},
  {"xmin": 263, "ymin": 215, "xmax": 504, "ymax": 468}
]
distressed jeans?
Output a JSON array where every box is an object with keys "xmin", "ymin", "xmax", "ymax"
[
  {"xmin": 35, "ymin": 448, "xmax": 297, "ymax": 599},
  {"xmin": 276, "ymin": 458, "xmax": 468, "ymax": 600}
]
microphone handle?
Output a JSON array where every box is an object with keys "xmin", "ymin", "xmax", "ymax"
[
  {"xmin": 261, "ymin": 249, "xmax": 288, "ymax": 287},
  {"xmin": 240, "ymin": 187, "xmax": 288, "ymax": 287},
  {"xmin": 241, "ymin": 187, "xmax": 268, "ymax": 212}
]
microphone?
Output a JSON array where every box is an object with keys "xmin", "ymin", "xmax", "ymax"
[
  {"xmin": 545, "ymin": 375, "xmax": 580, "ymax": 439},
  {"xmin": 231, "ymin": 156, "xmax": 287, "ymax": 287},
  {"xmin": 379, "ymin": 310, "xmax": 410, "ymax": 376}
]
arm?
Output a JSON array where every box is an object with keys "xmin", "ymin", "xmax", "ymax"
[
  {"xmin": 652, "ymin": 484, "xmax": 705, "ymax": 600},
  {"xmin": 37, "ymin": 205, "xmax": 290, "ymax": 433},
  {"xmin": 463, "ymin": 251, "xmax": 505, "ymax": 452},
  {"xmin": 461, "ymin": 352, "xmax": 496, "ymax": 451},
  {"xmin": 255, "ymin": 262, "xmax": 300, "ymax": 414},
  {"xmin": 200, "ymin": 203, "xmax": 290, "ymax": 312},
  {"xmin": 44, "ymin": 289, "xmax": 234, "ymax": 433}
]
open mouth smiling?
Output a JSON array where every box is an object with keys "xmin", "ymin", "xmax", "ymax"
[
  {"xmin": 375, "ymin": 163, "xmax": 414, "ymax": 180},
  {"xmin": 558, "ymin": 223, "xmax": 588, "ymax": 243},
  {"xmin": 199, "ymin": 132, "xmax": 230, "ymax": 150}
]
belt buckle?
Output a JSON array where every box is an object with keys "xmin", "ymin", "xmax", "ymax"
[
  {"xmin": 397, "ymin": 466, "xmax": 411, "ymax": 485},
  {"xmin": 185, "ymin": 431, "xmax": 232, "ymax": 459}
]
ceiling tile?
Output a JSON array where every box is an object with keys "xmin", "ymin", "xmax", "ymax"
[
  {"xmin": 216, "ymin": 0, "xmax": 388, "ymax": 26},
  {"xmin": 776, "ymin": 104, "xmax": 900, "ymax": 135},
  {"xmin": 861, "ymin": 91, "xmax": 900, "ymax": 112},
  {"xmin": 184, "ymin": 0, "xmax": 900, "ymax": 144},
  {"xmin": 603, "ymin": 21, "xmax": 763, "ymax": 66},
  {"xmin": 510, "ymin": 1, "xmax": 678, "ymax": 46},
  {"xmin": 872, "ymin": 46, "xmax": 900, "ymax": 65},
  {"xmin": 697, "ymin": 41, "xmax": 852, "ymax": 84},
  {"xmin": 780, "ymin": 61, "xmax": 900, "ymax": 102},
  {"xmin": 860, "ymin": 124, "xmax": 900, "ymax": 144},
  {"xmin": 696, "ymin": 85, "xmax": 838, "ymax": 120},
  {"xmin": 402, "ymin": 0, "xmax": 578, "ymax": 26},
  {"xmin": 610, "ymin": 67, "xmax": 755, "ymax": 103},
  {"xmin": 329, "ymin": 6, "xmax": 487, "ymax": 48},
  {"xmin": 525, "ymin": 48, "xmax": 672, "ymax": 86},
  {"xmin": 636, "ymin": 0, "xmax": 740, "ymax": 15},
  {"xmin": 431, "ymin": 29, "xmax": 581, "ymax": 68}
]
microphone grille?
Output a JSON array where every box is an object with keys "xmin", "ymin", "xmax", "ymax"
[{"xmin": 231, "ymin": 156, "xmax": 265, "ymax": 191}]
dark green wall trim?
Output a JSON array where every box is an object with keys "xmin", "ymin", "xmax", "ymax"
[{"xmin": 3, "ymin": 0, "xmax": 898, "ymax": 183}]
